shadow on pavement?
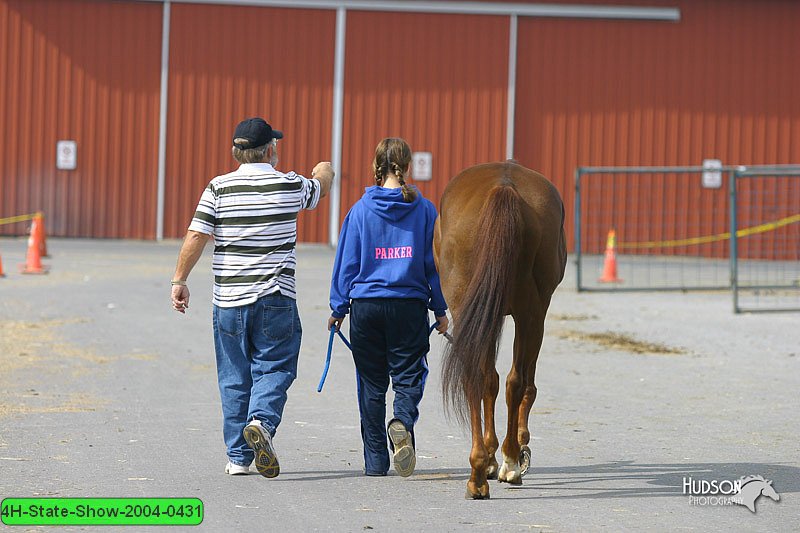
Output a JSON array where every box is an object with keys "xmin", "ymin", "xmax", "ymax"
[{"xmin": 509, "ymin": 460, "xmax": 799, "ymax": 499}]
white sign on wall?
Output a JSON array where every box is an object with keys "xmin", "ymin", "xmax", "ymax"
[
  {"xmin": 57, "ymin": 140, "xmax": 77, "ymax": 170},
  {"xmin": 412, "ymin": 152, "xmax": 432, "ymax": 182},
  {"xmin": 702, "ymin": 159, "xmax": 722, "ymax": 189}
]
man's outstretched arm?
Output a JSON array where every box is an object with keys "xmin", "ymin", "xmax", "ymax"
[{"xmin": 171, "ymin": 230, "xmax": 211, "ymax": 313}]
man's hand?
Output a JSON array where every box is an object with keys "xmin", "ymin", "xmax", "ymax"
[
  {"xmin": 312, "ymin": 161, "xmax": 333, "ymax": 177},
  {"xmin": 312, "ymin": 161, "xmax": 335, "ymax": 198},
  {"xmin": 328, "ymin": 316, "xmax": 344, "ymax": 332},
  {"xmin": 434, "ymin": 315, "xmax": 449, "ymax": 335},
  {"xmin": 170, "ymin": 230, "xmax": 210, "ymax": 315},
  {"xmin": 172, "ymin": 284, "xmax": 190, "ymax": 313}
]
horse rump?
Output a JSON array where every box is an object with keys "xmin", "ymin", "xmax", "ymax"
[{"xmin": 441, "ymin": 179, "xmax": 522, "ymax": 426}]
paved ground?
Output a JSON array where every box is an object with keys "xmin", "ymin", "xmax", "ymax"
[{"xmin": 0, "ymin": 237, "xmax": 797, "ymax": 532}]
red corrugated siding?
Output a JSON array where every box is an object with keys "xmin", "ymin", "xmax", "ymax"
[
  {"xmin": 0, "ymin": 0, "xmax": 161, "ymax": 238},
  {"xmin": 514, "ymin": 0, "xmax": 800, "ymax": 255},
  {"xmin": 339, "ymin": 11, "xmax": 509, "ymax": 225},
  {"xmin": 164, "ymin": 4, "xmax": 335, "ymax": 242},
  {"xmin": 3, "ymin": 0, "xmax": 798, "ymax": 254}
]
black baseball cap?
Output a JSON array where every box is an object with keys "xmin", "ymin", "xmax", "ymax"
[{"xmin": 232, "ymin": 117, "xmax": 283, "ymax": 149}]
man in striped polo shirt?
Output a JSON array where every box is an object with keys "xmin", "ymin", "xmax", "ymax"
[{"xmin": 170, "ymin": 117, "xmax": 334, "ymax": 478}]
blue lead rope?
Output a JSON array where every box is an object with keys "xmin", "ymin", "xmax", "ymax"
[
  {"xmin": 336, "ymin": 329, "xmax": 353, "ymax": 351},
  {"xmin": 317, "ymin": 328, "xmax": 337, "ymax": 393},
  {"xmin": 318, "ymin": 322, "xmax": 447, "ymax": 393},
  {"xmin": 317, "ymin": 327, "xmax": 353, "ymax": 392}
]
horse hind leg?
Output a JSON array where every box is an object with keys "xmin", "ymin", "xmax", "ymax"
[
  {"xmin": 466, "ymin": 394, "xmax": 491, "ymax": 499},
  {"xmin": 517, "ymin": 380, "xmax": 537, "ymax": 475},
  {"xmin": 497, "ymin": 360, "xmax": 525, "ymax": 485},
  {"xmin": 498, "ymin": 311, "xmax": 544, "ymax": 485},
  {"xmin": 483, "ymin": 368, "xmax": 500, "ymax": 479}
]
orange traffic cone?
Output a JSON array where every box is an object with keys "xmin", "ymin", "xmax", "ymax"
[
  {"xmin": 33, "ymin": 212, "xmax": 48, "ymax": 257},
  {"xmin": 20, "ymin": 224, "xmax": 48, "ymax": 275},
  {"xmin": 598, "ymin": 228, "xmax": 622, "ymax": 283},
  {"xmin": 0, "ymin": 249, "xmax": 5, "ymax": 277}
]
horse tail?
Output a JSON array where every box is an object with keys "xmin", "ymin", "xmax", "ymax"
[{"xmin": 441, "ymin": 179, "xmax": 522, "ymax": 426}]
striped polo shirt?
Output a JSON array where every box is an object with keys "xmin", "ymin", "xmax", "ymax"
[{"xmin": 188, "ymin": 162, "xmax": 321, "ymax": 307}]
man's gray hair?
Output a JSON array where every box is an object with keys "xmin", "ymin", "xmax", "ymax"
[{"xmin": 232, "ymin": 140, "xmax": 268, "ymax": 164}]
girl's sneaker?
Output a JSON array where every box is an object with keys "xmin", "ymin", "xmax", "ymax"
[{"xmin": 388, "ymin": 420, "xmax": 416, "ymax": 477}]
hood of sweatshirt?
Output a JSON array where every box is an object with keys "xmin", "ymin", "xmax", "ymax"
[{"xmin": 361, "ymin": 185, "xmax": 420, "ymax": 222}]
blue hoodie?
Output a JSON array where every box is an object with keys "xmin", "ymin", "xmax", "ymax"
[{"xmin": 330, "ymin": 186, "xmax": 448, "ymax": 319}]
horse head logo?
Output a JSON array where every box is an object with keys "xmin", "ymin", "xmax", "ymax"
[{"xmin": 733, "ymin": 475, "xmax": 781, "ymax": 513}]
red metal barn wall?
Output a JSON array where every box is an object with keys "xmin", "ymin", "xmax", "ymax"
[
  {"xmin": 164, "ymin": 4, "xmax": 335, "ymax": 241},
  {"xmin": 2, "ymin": 0, "xmax": 798, "ymax": 253},
  {"xmin": 513, "ymin": 0, "xmax": 800, "ymax": 257},
  {"xmin": 0, "ymin": 0, "xmax": 162, "ymax": 238},
  {"xmin": 338, "ymin": 11, "xmax": 509, "ymax": 225}
]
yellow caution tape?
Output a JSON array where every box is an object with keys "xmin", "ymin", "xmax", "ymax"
[
  {"xmin": 0, "ymin": 212, "xmax": 39, "ymax": 226},
  {"xmin": 618, "ymin": 213, "xmax": 800, "ymax": 249}
]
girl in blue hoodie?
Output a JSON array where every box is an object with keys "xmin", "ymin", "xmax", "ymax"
[{"xmin": 328, "ymin": 138, "xmax": 449, "ymax": 477}]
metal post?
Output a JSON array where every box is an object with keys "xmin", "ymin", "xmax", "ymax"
[
  {"xmin": 328, "ymin": 7, "xmax": 346, "ymax": 247},
  {"xmin": 505, "ymin": 14, "xmax": 517, "ymax": 160},
  {"xmin": 575, "ymin": 167, "xmax": 583, "ymax": 291},
  {"xmin": 155, "ymin": 0, "xmax": 171, "ymax": 241},
  {"xmin": 729, "ymin": 169, "xmax": 739, "ymax": 313}
]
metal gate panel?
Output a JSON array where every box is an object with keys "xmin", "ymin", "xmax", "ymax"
[
  {"xmin": 576, "ymin": 164, "xmax": 800, "ymax": 313},
  {"xmin": 732, "ymin": 169, "xmax": 800, "ymax": 313},
  {"xmin": 575, "ymin": 166, "xmax": 733, "ymax": 292}
]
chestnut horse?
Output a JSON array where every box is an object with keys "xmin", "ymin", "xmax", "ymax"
[{"xmin": 434, "ymin": 161, "xmax": 567, "ymax": 499}]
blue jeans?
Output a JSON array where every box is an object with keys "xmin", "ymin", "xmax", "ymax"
[
  {"xmin": 212, "ymin": 293, "xmax": 301, "ymax": 466},
  {"xmin": 349, "ymin": 298, "xmax": 430, "ymax": 475}
]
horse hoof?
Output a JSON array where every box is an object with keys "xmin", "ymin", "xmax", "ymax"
[
  {"xmin": 519, "ymin": 445, "xmax": 531, "ymax": 477},
  {"xmin": 487, "ymin": 458, "xmax": 499, "ymax": 480},
  {"xmin": 498, "ymin": 461, "xmax": 523, "ymax": 486},
  {"xmin": 466, "ymin": 482, "xmax": 491, "ymax": 499}
]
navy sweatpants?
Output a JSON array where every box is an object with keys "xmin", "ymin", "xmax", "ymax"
[{"xmin": 349, "ymin": 298, "xmax": 430, "ymax": 475}]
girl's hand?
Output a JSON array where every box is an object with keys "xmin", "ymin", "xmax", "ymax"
[{"xmin": 328, "ymin": 316, "xmax": 344, "ymax": 332}]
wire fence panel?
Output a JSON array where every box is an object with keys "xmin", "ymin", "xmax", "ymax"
[
  {"xmin": 576, "ymin": 165, "xmax": 800, "ymax": 308},
  {"xmin": 732, "ymin": 170, "xmax": 800, "ymax": 313},
  {"xmin": 575, "ymin": 167, "xmax": 734, "ymax": 292}
]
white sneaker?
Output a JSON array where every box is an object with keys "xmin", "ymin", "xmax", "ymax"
[
  {"xmin": 242, "ymin": 419, "xmax": 280, "ymax": 478},
  {"xmin": 225, "ymin": 462, "xmax": 250, "ymax": 475}
]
